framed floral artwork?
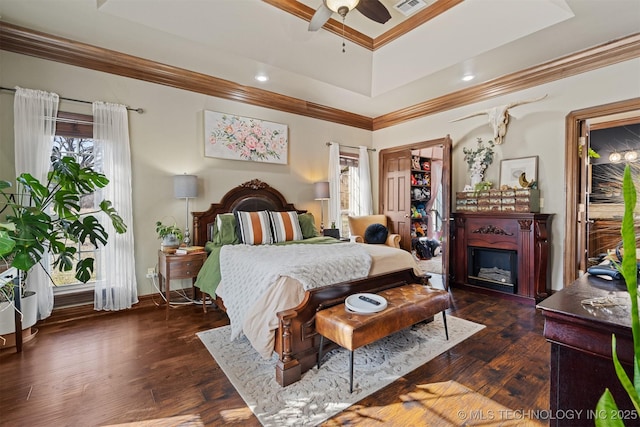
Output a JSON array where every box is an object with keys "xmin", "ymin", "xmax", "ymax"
[
  {"xmin": 499, "ymin": 156, "xmax": 538, "ymax": 188},
  {"xmin": 204, "ymin": 110, "xmax": 288, "ymax": 164}
]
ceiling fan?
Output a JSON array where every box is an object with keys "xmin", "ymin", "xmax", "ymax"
[{"xmin": 309, "ymin": 0, "xmax": 392, "ymax": 31}]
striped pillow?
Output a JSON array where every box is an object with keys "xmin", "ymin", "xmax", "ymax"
[
  {"xmin": 269, "ymin": 211, "xmax": 303, "ymax": 243},
  {"xmin": 236, "ymin": 211, "xmax": 273, "ymax": 245}
]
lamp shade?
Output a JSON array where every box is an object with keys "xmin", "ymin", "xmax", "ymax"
[
  {"xmin": 314, "ymin": 181, "xmax": 330, "ymax": 200},
  {"xmin": 173, "ymin": 174, "xmax": 198, "ymax": 198}
]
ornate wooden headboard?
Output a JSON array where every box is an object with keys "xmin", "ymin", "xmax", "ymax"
[{"xmin": 191, "ymin": 179, "xmax": 305, "ymax": 246}]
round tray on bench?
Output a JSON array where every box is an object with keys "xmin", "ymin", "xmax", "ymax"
[{"xmin": 345, "ymin": 293, "xmax": 387, "ymax": 313}]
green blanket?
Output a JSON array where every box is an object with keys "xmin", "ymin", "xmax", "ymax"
[{"xmin": 194, "ymin": 236, "xmax": 343, "ymax": 298}]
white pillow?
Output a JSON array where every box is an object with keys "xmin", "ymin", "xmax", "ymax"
[
  {"xmin": 269, "ymin": 211, "xmax": 303, "ymax": 243},
  {"xmin": 236, "ymin": 211, "xmax": 273, "ymax": 245}
]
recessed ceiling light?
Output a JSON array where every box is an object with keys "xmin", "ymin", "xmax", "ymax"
[
  {"xmin": 255, "ymin": 74, "xmax": 269, "ymax": 83},
  {"xmin": 462, "ymin": 74, "xmax": 475, "ymax": 82}
]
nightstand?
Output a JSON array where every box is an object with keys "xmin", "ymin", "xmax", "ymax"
[
  {"xmin": 158, "ymin": 250, "xmax": 207, "ymax": 319},
  {"xmin": 322, "ymin": 228, "xmax": 340, "ymax": 239}
]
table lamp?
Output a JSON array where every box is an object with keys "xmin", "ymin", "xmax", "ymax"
[
  {"xmin": 314, "ymin": 181, "xmax": 330, "ymax": 232},
  {"xmin": 174, "ymin": 174, "xmax": 198, "ymax": 246}
]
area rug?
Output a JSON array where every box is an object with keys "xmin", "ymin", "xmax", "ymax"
[{"xmin": 197, "ymin": 315, "xmax": 484, "ymax": 426}]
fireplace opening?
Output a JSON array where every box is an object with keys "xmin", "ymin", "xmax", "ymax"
[{"xmin": 467, "ymin": 247, "xmax": 517, "ymax": 294}]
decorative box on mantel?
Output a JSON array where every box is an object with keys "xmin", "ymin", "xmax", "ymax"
[{"xmin": 456, "ymin": 189, "xmax": 540, "ymax": 213}]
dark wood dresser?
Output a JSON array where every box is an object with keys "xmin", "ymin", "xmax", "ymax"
[{"xmin": 537, "ymin": 275, "xmax": 635, "ymax": 426}]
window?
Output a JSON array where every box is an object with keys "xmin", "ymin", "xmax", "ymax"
[
  {"xmin": 51, "ymin": 112, "xmax": 98, "ymax": 303},
  {"xmin": 339, "ymin": 153, "xmax": 359, "ymax": 237}
]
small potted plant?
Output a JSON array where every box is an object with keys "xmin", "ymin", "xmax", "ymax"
[
  {"xmin": 463, "ymin": 138, "xmax": 495, "ymax": 187},
  {"xmin": 155, "ymin": 220, "xmax": 183, "ymax": 253}
]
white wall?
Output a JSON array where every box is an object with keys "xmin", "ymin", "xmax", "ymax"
[
  {"xmin": 372, "ymin": 58, "xmax": 640, "ymax": 290},
  {"xmin": 0, "ymin": 51, "xmax": 372, "ymax": 296},
  {"xmin": 2, "ymin": 50, "xmax": 639, "ymax": 295}
]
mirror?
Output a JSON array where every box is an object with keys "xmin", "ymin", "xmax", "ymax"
[
  {"xmin": 564, "ymin": 99, "xmax": 640, "ymax": 284},
  {"xmin": 379, "ymin": 136, "xmax": 452, "ymax": 288},
  {"xmin": 587, "ymin": 118, "xmax": 640, "ymax": 264}
]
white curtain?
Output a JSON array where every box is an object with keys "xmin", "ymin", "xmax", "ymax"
[
  {"xmin": 13, "ymin": 87, "xmax": 59, "ymax": 320},
  {"xmin": 357, "ymin": 146, "xmax": 373, "ymax": 216},
  {"xmin": 93, "ymin": 102, "xmax": 138, "ymax": 310},
  {"xmin": 328, "ymin": 142, "xmax": 341, "ymax": 227}
]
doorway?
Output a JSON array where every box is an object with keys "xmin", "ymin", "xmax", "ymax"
[
  {"xmin": 564, "ymin": 98, "xmax": 640, "ymax": 284},
  {"xmin": 379, "ymin": 136, "xmax": 452, "ymax": 284}
]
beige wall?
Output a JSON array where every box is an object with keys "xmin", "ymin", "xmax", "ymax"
[
  {"xmin": 372, "ymin": 58, "xmax": 640, "ymax": 290},
  {"xmin": 2, "ymin": 50, "xmax": 639, "ymax": 294},
  {"xmin": 0, "ymin": 51, "xmax": 372, "ymax": 295}
]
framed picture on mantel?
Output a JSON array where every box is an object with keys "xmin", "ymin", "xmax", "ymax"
[{"xmin": 499, "ymin": 156, "xmax": 538, "ymax": 188}]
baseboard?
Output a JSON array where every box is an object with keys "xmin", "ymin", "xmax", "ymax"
[{"xmin": 40, "ymin": 294, "xmax": 161, "ymax": 326}]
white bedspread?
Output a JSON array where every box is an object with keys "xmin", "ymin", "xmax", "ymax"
[{"xmin": 217, "ymin": 242, "xmax": 372, "ymax": 341}]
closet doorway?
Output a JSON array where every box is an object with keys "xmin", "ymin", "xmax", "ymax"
[
  {"xmin": 379, "ymin": 136, "xmax": 452, "ymax": 281},
  {"xmin": 564, "ymin": 98, "xmax": 640, "ymax": 285}
]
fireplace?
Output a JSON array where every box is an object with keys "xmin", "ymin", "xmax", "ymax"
[
  {"xmin": 467, "ymin": 247, "xmax": 517, "ymax": 294},
  {"xmin": 451, "ymin": 212, "xmax": 553, "ymax": 303}
]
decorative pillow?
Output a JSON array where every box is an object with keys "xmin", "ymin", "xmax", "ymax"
[
  {"xmin": 364, "ymin": 223, "xmax": 389, "ymax": 244},
  {"xmin": 236, "ymin": 211, "xmax": 274, "ymax": 245},
  {"xmin": 213, "ymin": 213, "xmax": 239, "ymax": 246},
  {"xmin": 269, "ymin": 211, "xmax": 304, "ymax": 243},
  {"xmin": 298, "ymin": 212, "xmax": 320, "ymax": 239}
]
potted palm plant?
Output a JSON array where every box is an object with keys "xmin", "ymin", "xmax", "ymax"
[
  {"xmin": 0, "ymin": 266, "xmax": 30, "ymax": 341},
  {"xmin": 0, "ymin": 156, "xmax": 126, "ymax": 338}
]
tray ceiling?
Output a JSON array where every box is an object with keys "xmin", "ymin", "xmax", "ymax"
[{"xmin": 0, "ymin": 0, "xmax": 638, "ymax": 117}]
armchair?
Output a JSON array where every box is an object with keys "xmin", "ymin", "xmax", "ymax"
[{"xmin": 347, "ymin": 215, "xmax": 401, "ymax": 249}]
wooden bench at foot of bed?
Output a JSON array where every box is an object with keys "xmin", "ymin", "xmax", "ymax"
[
  {"xmin": 316, "ymin": 283, "xmax": 450, "ymax": 393},
  {"xmin": 274, "ymin": 268, "xmax": 433, "ymax": 387}
]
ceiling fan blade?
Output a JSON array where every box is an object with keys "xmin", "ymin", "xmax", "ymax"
[
  {"xmin": 355, "ymin": 0, "xmax": 392, "ymax": 24},
  {"xmin": 309, "ymin": 4, "xmax": 333, "ymax": 31}
]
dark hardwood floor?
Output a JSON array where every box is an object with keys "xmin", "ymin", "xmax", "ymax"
[{"xmin": 0, "ymin": 287, "xmax": 550, "ymax": 426}]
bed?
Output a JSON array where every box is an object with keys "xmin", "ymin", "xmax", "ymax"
[{"xmin": 192, "ymin": 178, "xmax": 428, "ymax": 386}]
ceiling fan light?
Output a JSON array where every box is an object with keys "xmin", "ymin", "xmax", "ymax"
[{"xmin": 325, "ymin": 0, "xmax": 360, "ymax": 14}]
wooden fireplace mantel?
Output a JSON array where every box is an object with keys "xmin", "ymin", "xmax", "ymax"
[{"xmin": 451, "ymin": 212, "xmax": 553, "ymax": 304}]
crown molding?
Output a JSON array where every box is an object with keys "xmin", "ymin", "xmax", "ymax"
[
  {"xmin": 1, "ymin": 21, "xmax": 638, "ymax": 132},
  {"xmin": 0, "ymin": 21, "xmax": 373, "ymax": 130},
  {"xmin": 372, "ymin": 0, "xmax": 463, "ymax": 50},
  {"xmin": 262, "ymin": 0, "xmax": 373, "ymax": 49},
  {"xmin": 262, "ymin": 0, "xmax": 461, "ymax": 51},
  {"xmin": 373, "ymin": 33, "xmax": 640, "ymax": 130}
]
